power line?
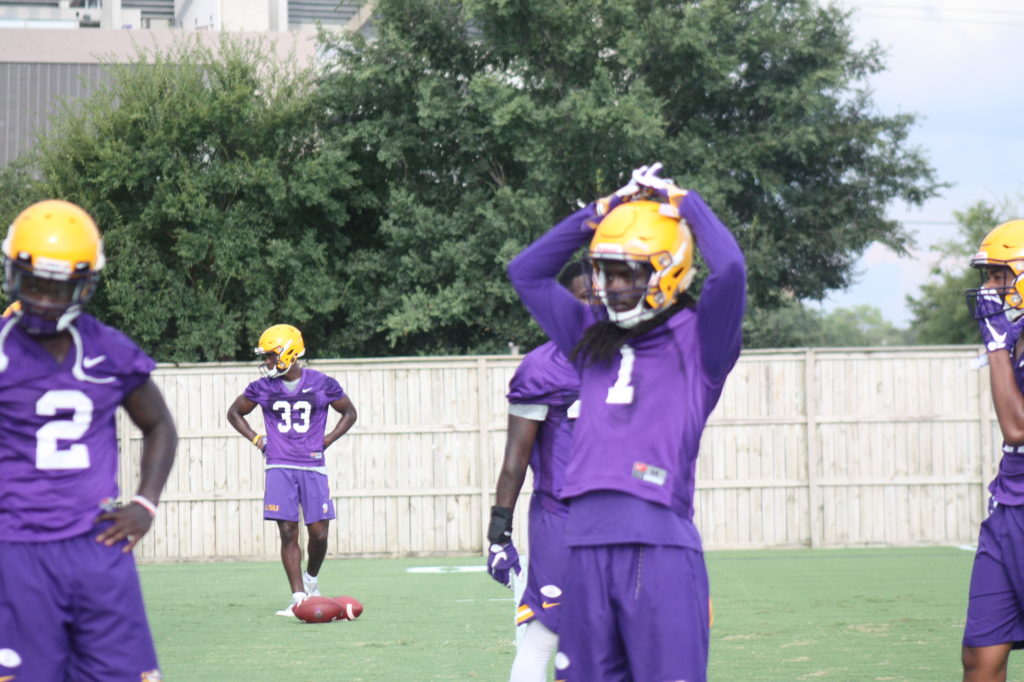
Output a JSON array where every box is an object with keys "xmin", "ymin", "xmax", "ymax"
[
  {"xmin": 840, "ymin": 1, "xmax": 1024, "ymax": 25},
  {"xmin": 857, "ymin": 13, "xmax": 1024, "ymax": 26},
  {"xmin": 850, "ymin": 2, "xmax": 1024, "ymax": 17}
]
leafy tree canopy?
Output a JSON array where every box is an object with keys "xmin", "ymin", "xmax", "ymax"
[
  {"xmin": 745, "ymin": 301, "xmax": 911, "ymax": 348},
  {"xmin": 1, "ymin": 1, "xmax": 943, "ymax": 360},
  {"xmin": 0, "ymin": 36, "xmax": 359, "ymax": 361},
  {"xmin": 317, "ymin": 0, "xmax": 941, "ymax": 354}
]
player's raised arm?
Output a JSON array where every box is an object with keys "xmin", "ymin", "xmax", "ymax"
[
  {"xmin": 508, "ymin": 179, "xmax": 639, "ymax": 357},
  {"xmin": 631, "ymin": 164, "xmax": 746, "ymax": 384},
  {"xmin": 968, "ymin": 235, "xmax": 1024, "ymax": 445},
  {"xmin": 683, "ymin": 194, "xmax": 746, "ymax": 383},
  {"xmin": 507, "ymin": 207, "xmax": 595, "ymax": 356}
]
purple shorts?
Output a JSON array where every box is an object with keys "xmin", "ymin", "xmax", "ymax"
[
  {"xmin": 263, "ymin": 467, "xmax": 336, "ymax": 524},
  {"xmin": 555, "ymin": 544, "xmax": 709, "ymax": 682},
  {"xmin": 964, "ymin": 501, "xmax": 1024, "ymax": 649},
  {"xmin": 517, "ymin": 496, "xmax": 569, "ymax": 633},
  {"xmin": 0, "ymin": 526, "xmax": 160, "ymax": 681}
]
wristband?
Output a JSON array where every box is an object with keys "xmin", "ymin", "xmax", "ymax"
[
  {"xmin": 487, "ymin": 505, "xmax": 514, "ymax": 545},
  {"xmin": 131, "ymin": 494, "xmax": 157, "ymax": 519},
  {"xmin": 251, "ymin": 434, "xmax": 264, "ymax": 447}
]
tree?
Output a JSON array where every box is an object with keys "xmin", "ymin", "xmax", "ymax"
[
  {"xmin": 745, "ymin": 300, "xmax": 911, "ymax": 348},
  {"xmin": 0, "ymin": 36, "xmax": 360, "ymax": 362},
  {"xmin": 906, "ymin": 201, "xmax": 1018, "ymax": 345},
  {"xmin": 316, "ymin": 0, "xmax": 941, "ymax": 354}
]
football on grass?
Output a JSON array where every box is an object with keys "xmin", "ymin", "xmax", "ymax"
[
  {"xmin": 294, "ymin": 596, "xmax": 343, "ymax": 623},
  {"xmin": 333, "ymin": 596, "xmax": 363, "ymax": 620}
]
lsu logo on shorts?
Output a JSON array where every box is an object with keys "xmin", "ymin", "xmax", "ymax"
[
  {"xmin": 265, "ymin": 504, "xmax": 280, "ymax": 512},
  {"xmin": 141, "ymin": 670, "xmax": 163, "ymax": 681}
]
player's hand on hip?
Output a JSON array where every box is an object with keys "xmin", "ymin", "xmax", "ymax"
[
  {"xmin": 94, "ymin": 503, "xmax": 154, "ymax": 553},
  {"xmin": 487, "ymin": 542, "xmax": 522, "ymax": 589},
  {"xmin": 975, "ymin": 289, "xmax": 1024, "ymax": 352}
]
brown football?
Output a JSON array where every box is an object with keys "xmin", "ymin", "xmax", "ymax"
[
  {"xmin": 333, "ymin": 596, "xmax": 364, "ymax": 620},
  {"xmin": 293, "ymin": 596, "xmax": 343, "ymax": 623}
]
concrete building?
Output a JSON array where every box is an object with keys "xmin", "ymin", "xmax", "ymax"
[{"xmin": 0, "ymin": 0, "xmax": 374, "ymax": 165}]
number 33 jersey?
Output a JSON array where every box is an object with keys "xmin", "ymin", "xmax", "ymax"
[
  {"xmin": 244, "ymin": 369, "xmax": 346, "ymax": 467},
  {"xmin": 0, "ymin": 314, "xmax": 156, "ymax": 542}
]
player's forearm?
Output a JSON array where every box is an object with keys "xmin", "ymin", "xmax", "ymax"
[
  {"xmin": 325, "ymin": 414, "xmax": 357, "ymax": 447},
  {"xmin": 494, "ymin": 459, "xmax": 529, "ymax": 509},
  {"xmin": 494, "ymin": 416, "xmax": 536, "ymax": 508},
  {"xmin": 226, "ymin": 411, "xmax": 258, "ymax": 441},
  {"xmin": 508, "ymin": 205, "xmax": 595, "ymax": 287},
  {"xmin": 990, "ymin": 351, "xmax": 1024, "ymax": 444}
]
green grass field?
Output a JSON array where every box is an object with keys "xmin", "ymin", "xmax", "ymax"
[{"xmin": 141, "ymin": 546, "xmax": 976, "ymax": 681}]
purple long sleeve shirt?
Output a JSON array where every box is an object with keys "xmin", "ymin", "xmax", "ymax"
[{"xmin": 508, "ymin": 192, "xmax": 746, "ymax": 547}]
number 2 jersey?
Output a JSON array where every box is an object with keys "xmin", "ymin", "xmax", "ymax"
[
  {"xmin": 0, "ymin": 313, "xmax": 156, "ymax": 543},
  {"xmin": 508, "ymin": 192, "xmax": 746, "ymax": 548},
  {"xmin": 243, "ymin": 368, "xmax": 346, "ymax": 468}
]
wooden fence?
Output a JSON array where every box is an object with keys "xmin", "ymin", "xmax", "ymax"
[{"xmin": 116, "ymin": 346, "xmax": 996, "ymax": 561}]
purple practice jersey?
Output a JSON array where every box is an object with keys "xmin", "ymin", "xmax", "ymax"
[
  {"xmin": 507, "ymin": 340, "xmax": 579, "ymax": 508},
  {"xmin": 508, "ymin": 192, "xmax": 746, "ymax": 543},
  {"xmin": 987, "ymin": 354, "xmax": 1024, "ymax": 504},
  {"xmin": 0, "ymin": 314, "xmax": 155, "ymax": 542},
  {"xmin": 244, "ymin": 368, "xmax": 346, "ymax": 467}
]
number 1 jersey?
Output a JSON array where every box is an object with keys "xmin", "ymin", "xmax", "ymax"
[
  {"xmin": 244, "ymin": 369, "xmax": 346, "ymax": 467},
  {"xmin": 0, "ymin": 314, "xmax": 156, "ymax": 542}
]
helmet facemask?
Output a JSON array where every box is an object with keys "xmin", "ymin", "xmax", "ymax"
[
  {"xmin": 587, "ymin": 200, "xmax": 696, "ymax": 329},
  {"xmin": 966, "ymin": 220, "xmax": 1024, "ymax": 321},
  {"xmin": 2, "ymin": 200, "xmax": 104, "ymax": 337},
  {"xmin": 4, "ymin": 261, "xmax": 97, "ymax": 335},
  {"xmin": 590, "ymin": 257, "xmax": 658, "ymax": 328}
]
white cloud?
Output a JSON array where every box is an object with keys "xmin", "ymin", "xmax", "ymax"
[{"xmin": 814, "ymin": 0, "xmax": 1024, "ymax": 325}]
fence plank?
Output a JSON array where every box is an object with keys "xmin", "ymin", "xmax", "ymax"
[{"xmin": 117, "ymin": 348, "xmax": 993, "ymax": 560}]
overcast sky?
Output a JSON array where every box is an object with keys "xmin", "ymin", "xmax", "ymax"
[{"xmin": 817, "ymin": 0, "xmax": 1024, "ymax": 326}]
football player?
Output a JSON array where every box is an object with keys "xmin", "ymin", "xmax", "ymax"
[
  {"xmin": 227, "ymin": 324, "xmax": 357, "ymax": 617},
  {"xmin": 487, "ymin": 261, "xmax": 590, "ymax": 682},
  {"xmin": 507, "ymin": 164, "xmax": 746, "ymax": 682},
  {"xmin": 962, "ymin": 219, "xmax": 1024, "ymax": 682},
  {"xmin": 0, "ymin": 200, "xmax": 177, "ymax": 681}
]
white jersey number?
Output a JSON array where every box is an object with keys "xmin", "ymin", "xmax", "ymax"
[
  {"xmin": 606, "ymin": 345, "xmax": 636, "ymax": 405},
  {"xmin": 36, "ymin": 389, "xmax": 94, "ymax": 470},
  {"xmin": 272, "ymin": 400, "xmax": 312, "ymax": 434}
]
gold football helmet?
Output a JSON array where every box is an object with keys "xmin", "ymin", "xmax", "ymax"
[
  {"xmin": 2, "ymin": 200, "xmax": 105, "ymax": 334},
  {"xmin": 969, "ymin": 219, "xmax": 1024, "ymax": 314},
  {"xmin": 588, "ymin": 200, "xmax": 696, "ymax": 328},
  {"xmin": 255, "ymin": 324, "xmax": 305, "ymax": 378}
]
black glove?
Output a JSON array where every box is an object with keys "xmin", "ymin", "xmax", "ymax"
[{"xmin": 487, "ymin": 505, "xmax": 514, "ymax": 545}]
